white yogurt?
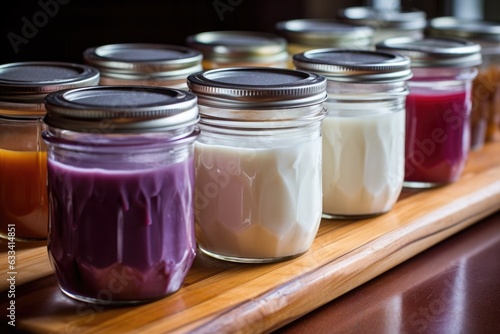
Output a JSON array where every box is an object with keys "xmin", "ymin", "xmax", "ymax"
[
  {"xmin": 322, "ymin": 107, "xmax": 405, "ymax": 217},
  {"xmin": 194, "ymin": 137, "xmax": 322, "ymax": 260}
]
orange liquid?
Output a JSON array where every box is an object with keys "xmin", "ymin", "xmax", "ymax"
[{"xmin": 0, "ymin": 148, "xmax": 48, "ymax": 240}]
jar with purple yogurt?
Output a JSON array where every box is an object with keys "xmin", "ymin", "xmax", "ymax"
[{"xmin": 42, "ymin": 86, "xmax": 199, "ymax": 304}]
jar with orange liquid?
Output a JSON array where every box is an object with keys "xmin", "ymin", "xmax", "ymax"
[{"xmin": 0, "ymin": 62, "xmax": 99, "ymax": 241}]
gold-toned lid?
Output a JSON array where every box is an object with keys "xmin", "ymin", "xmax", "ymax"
[{"xmin": 186, "ymin": 31, "xmax": 288, "ymax": 64}]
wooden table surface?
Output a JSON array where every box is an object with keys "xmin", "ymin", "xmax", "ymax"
[
  {"xmin": 277, "ymin": 210, "xmax": 500, "ymax": 334},
  {"xmin": 1, "ymin": 142, "xmax": 500, "ymax": 334}
]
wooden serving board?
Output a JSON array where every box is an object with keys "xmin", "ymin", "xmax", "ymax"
[{"xmin": 2, "ymin": 142, "xmax": 500, "ymax": 333}]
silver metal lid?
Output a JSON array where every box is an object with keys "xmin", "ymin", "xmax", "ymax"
[
  {"xmin": 83, "ymin": 43, "xmax": 203, "ymax": 80},
  {"xmin": 427, "ymin": 17, "xmax": 500, "ymax": 55},
  {"xmin": 376, "ymin": 37, "xmax": 482, "ymax": 68},
  {"xmin": 275, "ymin": 19, "xmax": 374, "ymax": 47},
  {"xmin": 0, "ymin": 62, "xmax": 100, "ymax": 103},
  {"xmin": 293, "ymin": 49, "xmax": 412, "ymax": 83},
  {"xmin": 44, "ymin": 86, "xmax": 199, "ymax": 133},
  {"xmin": 187, "ymin": 67, "xmax": 327, "ymax": 110},
  {"xmin": 185, "ymin": 31, "xmax": 289, "ymax": 64},
  {"xmin": 337, "ymin": 6, "xmax": 427, "ymax": 30}
]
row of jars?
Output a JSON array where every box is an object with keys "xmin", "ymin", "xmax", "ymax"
[
  {"xmin": 0, "ymin": 16, "xmax": 492, "ymax": 305},
  {"xmin": 82, "ymin": 16, "xmax": 500, "ymax": 150}
]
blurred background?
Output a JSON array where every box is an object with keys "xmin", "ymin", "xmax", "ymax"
[{"xmin": 1, "ymin": 0, "xmax": 499, "ymax": 65}]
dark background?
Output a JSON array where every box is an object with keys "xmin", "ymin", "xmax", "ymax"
[{"xmin": 0, "ymin": 0, "xmax": 498, "ymax": 65}]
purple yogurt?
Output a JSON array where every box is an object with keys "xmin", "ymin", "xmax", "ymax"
[
  {"xmin": 42, "ymin": 86, "xmax": 199, "ymax": 304},
  {"xmin": 47, "ymin": 158, "xmax": 196, "ymax": 302}
]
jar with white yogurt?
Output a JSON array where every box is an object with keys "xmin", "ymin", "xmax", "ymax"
[
  {"xmin": 187, "ymin": 67, "xmax": 327, "ymax": 263},
  {"xmin": 294, "ymin": 49, "xmax": 412, "ymax": 219}
]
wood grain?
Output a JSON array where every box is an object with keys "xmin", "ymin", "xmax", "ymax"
[{"xmin": 1, "ymin": 142, "xmax": 500, "ymax": 333}]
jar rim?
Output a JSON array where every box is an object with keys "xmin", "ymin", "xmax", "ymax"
[
  {"xmin": 0, "ymin": 61, "xmax": 100, "ymax": 103},
  {"xmin": 187, "ymin": 67, "xmax": 327, "ymax": 109},
  {"xmin": 293, "ymin": 49, "xmax": 412, "ymax": 83},
  {"xmin": 427, "ymin": 17, "xmax": 500, "ymax": 43},
  {"xmin": 186, "ymin": 31, "xmax": 289, "ymax": 63},
  {"xmin": 376, "ymin": 37, "xmax": 482, "ymax": 68},
  {"xmin": 337, "ymin": 6, "xmax": 427, "ymax": 30},
  {"xmin": 83, "ymin": 43, "xmax": 203, "ymax": 79},
  {"xmin": 44, "ymin": 85, "xmax": 199, "ymax": 133},
  {"xmin": 275, "ymin": 19, "xmax": 374, "ymax": 46}
]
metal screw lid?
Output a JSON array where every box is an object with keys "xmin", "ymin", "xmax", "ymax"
[
  {"xmin": 185, "ymin": 31, "xmax": 289, "ymax": 64},
  {"xmin": 293, "ymin": 49, "xmax": 412, "ymax": 83},
  {"xmin": 427, "ymin": 17, "xmax": 500, "ymax": 55},
  {"xmin": 275, "ymin": 19, "xmax": 374, "ymax": 47},
  {"xmin": 44, "ymin": 86, "xmax": 199, "ymax": 133},
  {"xmin": 376, "ymin": 37, "xmax": 482, "ymax": 68},
  {"xmin": 83, "ymin": 43, "xmax": 203, "ymax": 80},
  {"xmin": 337, "ymin": 6, "xmax": 427, "ymax": 31},
  {"xmin": 427, "ymin": 17, "xmax": 500, "ymax": 42},
  {"xmin": 0, "ymin": 61, "xmax": 100, "ymax": 103},
  {"xmin": 187, "ymin": 67, "xmax": 327, "ymax": 110}
]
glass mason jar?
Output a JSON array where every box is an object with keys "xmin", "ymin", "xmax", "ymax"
[
  {"xmin": 275, "ymin": 19, "xmax": 374, "ymax": 52},
  {"xmin": 427, "ymin": 17, "xmax": 500, "ymax": 150},
  {"xmin": 377, "ymin": 37, "xmax": 482, "ymax": 188},
  {"xmin": 275, "ymin": 19, "xmax": 374, "ymax": 68},
  {"xmin": 337, "ymin": 6, "xmax": 427, "ymax": 44},
  {"xmin": 0, "ymin": 61, "xmax": 99, "ymax": 241},
  {"xmin": 294, "ymin": 49, "xmax": 412, "ymax": 219},
  {"xmin": 83, "ymin": 43, "xmax": 202, "ymax": 89},
  {"xmin": 187, "ymin": 67, "xmax": 327, "ymax": 263},
  {"xmin": 42, "ymin": 86, "xmax": 199, "ymax": 304},
  {"xmin": 185, "ymin": 31, "xmax": 289, "ymax": 70}
]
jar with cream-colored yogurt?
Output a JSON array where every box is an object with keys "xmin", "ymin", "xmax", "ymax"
[
  {"xmin": 187, "ymin": 67, "xmax": 327, "ymax": 263},
  {"xmin": 294, "ymin": 49, "xmax": 412, "ymax": 219}
]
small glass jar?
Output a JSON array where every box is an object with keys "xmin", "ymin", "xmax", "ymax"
[
  {"xmin": 42, "ymin": 86, "xmax": 199, "ymax": 304},
  {"xmin": 275, "ymin": 19, "xmax": 374, "ymax": 67},
  {"xmin": 337, "ymin": 6, "xmax": 427, "ymax": 44},
  {"xmin": 185, "ymin": 31, "xmax": 289, "ymax": 70},
  {"xmin": 294, "ymin": 49, "xmax": 412, "ymax": 219},
  {"xmin": 0, "ymin": 61, "xmax": 99, "ymax": 241},
  {"xmin": 187, "ymin": 67, "xmax": 327, "ymax": 263},
  {"xmin": 427, "ymin": 17, "xmax": 500, "ymax": 150},
  {"xmin": 377, "ymin": 37, "xmax": 482, "ymax": 188},
  {"xmin": 276, "ymin": 19, "xmax": 374, "ymax": 54},
  {"xmin": 83, "ymin": 43, "xmax": 202, "ymax": 89}
]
